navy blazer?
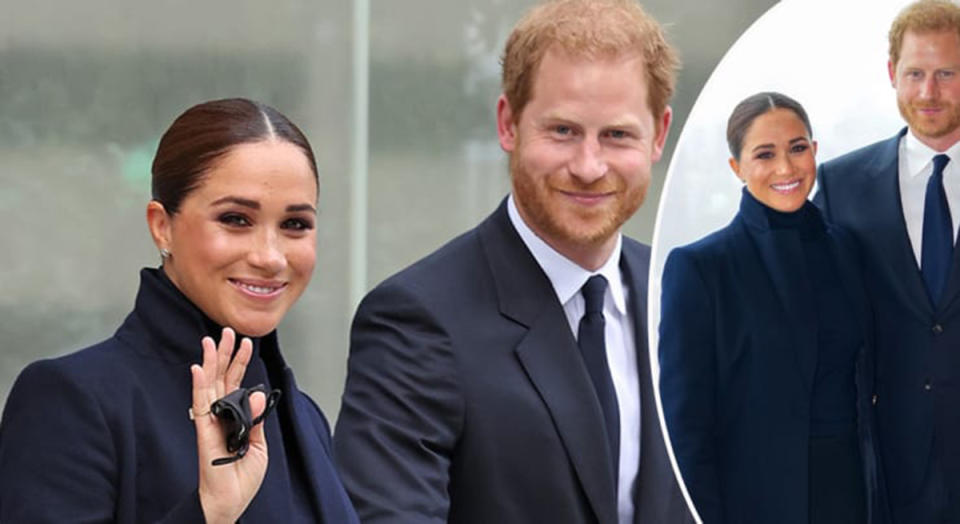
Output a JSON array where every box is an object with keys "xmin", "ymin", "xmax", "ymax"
[
  {"xmin": 816, "ymin": 128, "xmax": 960, "ymax": 521},
  {"xmin": 334, "ymin": 199, "xmax": 692, "ymax": 524},
  {"xmin": 0, "ymin": 268, "xmax": 358, "ymax": 523},
  {"xmin": 659, "ymin": 190, "xmax": 878, "ymax": 524}
]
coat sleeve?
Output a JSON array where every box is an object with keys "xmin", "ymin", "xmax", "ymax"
[
  {"xmin": 0, "ymin": 359, "xmax": 207, "ymax": 524},
  {"xmin": 0, "ymin": 359, "xmax": 120, "ymax": 523},
  {"xmin": 658, "ymin": 246, "xmax": 724, "ymax": 524},
  {"xmin": 333, "ymin": 281, "xmax": 464, "ymax": 523}
]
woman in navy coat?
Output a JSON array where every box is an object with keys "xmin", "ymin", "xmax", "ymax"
[
  {"xmin": 0, "ymin": 98, "xmax": 359, "ymax": 523},
  {"xmin": 659, "ymin": 92, "xmax": 879, "ymax": 523}
]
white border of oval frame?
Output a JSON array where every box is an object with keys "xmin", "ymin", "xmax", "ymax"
[{"xmin": 649, "ymin": 1, "xmax": 913, "ymax": 521}]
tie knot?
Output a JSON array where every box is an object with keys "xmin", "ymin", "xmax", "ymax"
[
  {"xmin": 581, "ymin": 275, "xmax": 608, "ymax": 315},
  {"xmin": 932, "ymin": 154, "xmax": 951, "ymax": 178}
]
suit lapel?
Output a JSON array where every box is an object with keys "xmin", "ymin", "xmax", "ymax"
[
  {"xmin": 620, "ymin": 245, "xmax": 650, "ymax": 471},
  {"xmin": 864, "ymin": 130, "xmax": 934, "ymax": 319},
  {"xmin": 619, "ymin": 243, "xmax": 649, "ymax": 369},
  {"xmin": 938, "ymin": 231, "xmax": 960, "ymax": 315},
  {"xmin": 620, "ymin": 242, "xmax": 674, "ymax": 524},
  {"xmin": 479, "ymin": 200, "xmax": 618, "ymax": 524},
  {"xmin": 515, "ymin": 318, "xmax": 619, "ymax": 524}
]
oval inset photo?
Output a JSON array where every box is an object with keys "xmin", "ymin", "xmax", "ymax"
[{"xmin": 650, "ymin": 0, "xmax": 923, "ymax": 522}]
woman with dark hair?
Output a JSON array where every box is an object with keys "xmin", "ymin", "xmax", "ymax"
[
  {"xmin": 0, "ymin": 98, "xmax": 358, "ymax": 523},
  {"xmin": 658, "ymin": 92, "xmax": 880, "ymax": 523}
]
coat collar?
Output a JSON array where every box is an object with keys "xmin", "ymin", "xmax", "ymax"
[
  {"xmin": 478, "ymin": 199, "xmax": 619, "ymax": 524},
  {"xmin": 122, "ymin": 268, "xmax": 342, "ymax": 518},
  {"xmin": 737, "ymin": 189, "xmax": 822, "ymax": 392},
  {"xmin": 737, "ymin": 188, "xmax": 870, "ymax": 392},
  {"xmin": 122, "ymin": 267, "xmax": 273, "ymax": 365},
  {"xmin": 739, "ymin": 186, "xmax": 826, "ymax": 236}
]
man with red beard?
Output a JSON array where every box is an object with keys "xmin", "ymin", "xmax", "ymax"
[
  {"xmin": 815, "ymin": 1, "xmax": 960, "ymax": 521},
  {"xmin": 333, "ymin": 1, "xmax": 692, "ymax": 523}
]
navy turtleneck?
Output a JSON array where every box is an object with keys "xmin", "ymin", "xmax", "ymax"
[
  {"xmin": 740, "ymin": 188, "xmax": 861, "ymax": 436},
  {"xmin": 740, "ymin": 188, "xmax": 866, "ymax": 521}
]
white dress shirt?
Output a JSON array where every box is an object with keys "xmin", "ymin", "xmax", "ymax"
[
  {"xmin": 898, "ymin": 131, "xmax": 960, "ymax": 266},
  {"xmin": 507, "ymin": 195, "xmax": 640, "ymax": 524}
]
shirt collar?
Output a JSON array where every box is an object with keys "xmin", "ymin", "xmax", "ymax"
[
  {"xmin": 507, "ymin": 194, "xmax": 627, "ymax": 315},
  {"xmin": 904, "ymin": 130, "xmax": 960, "ymax": 178}
]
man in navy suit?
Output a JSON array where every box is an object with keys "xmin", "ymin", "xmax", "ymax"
[
  {"xmin": 815, "ymin": 1, "xmax": 960, "ymax": 521},
  {"xmin": 333, "ymin": 1, "xmax": 692, "ymax": 522}
]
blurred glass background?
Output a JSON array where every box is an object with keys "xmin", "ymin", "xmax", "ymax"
[{"xmin": 0, "ymin": 0, "xmax": 774, "ymax": 419}]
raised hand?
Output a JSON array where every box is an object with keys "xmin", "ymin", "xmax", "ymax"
[{"xmin": 190, "ymin": 327, "xmax": 268, "ymax": 524}]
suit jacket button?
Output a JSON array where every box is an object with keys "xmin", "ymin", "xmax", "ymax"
[
  {"xmin": 933, "ymin": 324, "xmax": 944, "ymax": 335},
  {"xmin": 925, "ymin": 381, "xmax": 933, "ymax": 391},
  {"xmin": 872, "ymin": 394, "xmax": 878, "ymax": 405}
]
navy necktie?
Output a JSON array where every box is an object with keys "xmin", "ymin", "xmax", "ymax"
[
  {"xmin": 922, "ymin": 154, "xmax": 953, "ymax": 306},
  {"xmin": 577, "ymin": 275, "xmax": 620, "ymax": 478}
]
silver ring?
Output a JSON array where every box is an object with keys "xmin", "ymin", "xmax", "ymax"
[{"xmin": 188, "ymin": 406, "xmax": 210, "ymax": 420}]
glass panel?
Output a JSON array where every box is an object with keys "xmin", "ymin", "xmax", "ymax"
[{"xmin": 1, "ymin": 0, "xmax": 775, "ymax": 425}]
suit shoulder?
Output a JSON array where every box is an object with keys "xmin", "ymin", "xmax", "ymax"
[
  {"xmin": 820, "ymin": 135, "xmax": 897, "ymax": 176},
  {"xmin": 622, "ymin": 236, "xmax": 651, "ymax": 261}
]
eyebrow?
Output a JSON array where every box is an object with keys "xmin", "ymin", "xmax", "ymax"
[
  {"xmin": 539, "ymin": 113, "xmax": 642, "ymax": 131},
  {"xmin": 211, "ymin": 196, "xmax": 316, "ymax": 214},
  {"xmin": 604, "ymin": 119, "xmax": 642, "ymax": 131},
  {"xmin": 750, "ymin": 137, "xmax": 808, "ymax": 152},
  {"xmin": 286, "ymin": 203, "xmax": 317, "ymax": 214},
  {"xmin": 212, "ymin": 196, "xmax": 259, "ymax": 209},
  {"xmin": 537, "ymin": 114, "xmax": 576, "ymax": 128}
]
